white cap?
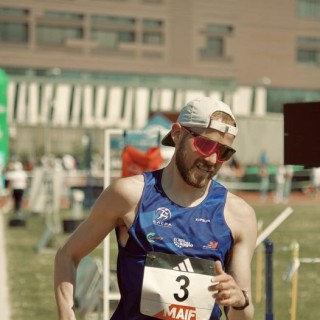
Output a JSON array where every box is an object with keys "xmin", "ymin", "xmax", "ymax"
[{"xmin": 161, "ymin": 97, "xmax": 238, "ymax": 146}]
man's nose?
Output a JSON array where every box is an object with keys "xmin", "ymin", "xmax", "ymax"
[{"xmin": 203, "ymin": 152, "xmax": 218, "ymax": 164}]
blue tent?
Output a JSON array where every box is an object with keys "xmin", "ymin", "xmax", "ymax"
[{"xmin": 111, "ymin": 114, "xmax": 172, "ymax": 151}]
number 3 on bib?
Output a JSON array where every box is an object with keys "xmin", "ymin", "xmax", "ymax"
[{"xmin": 141, "ymin": 252, "xmax": 217, "ymax": 320}]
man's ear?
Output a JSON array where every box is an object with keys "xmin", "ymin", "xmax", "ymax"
[{"xmin": 171, "ymin": 123, "xmax": 183, "ymax": 145}]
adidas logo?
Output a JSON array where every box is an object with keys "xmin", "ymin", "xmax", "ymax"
[{"xmin": 173, "ymin": 258, "xmax": 194, "ymax": 273}]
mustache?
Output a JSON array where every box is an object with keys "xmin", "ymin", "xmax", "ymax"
[{"xmin": 195, "ymin": 161, "xmax": 216, "ymax": 172}]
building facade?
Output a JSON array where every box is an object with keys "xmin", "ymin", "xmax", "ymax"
[{"xmin": 0, "ymin": 0, "xmax": 320, "ymax": 164}]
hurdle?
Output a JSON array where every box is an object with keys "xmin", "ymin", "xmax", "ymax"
[
  {"xmin": 290, "ymin": 242, "xmax": 300, "ymax": 320},
  {"xmin": 256, "ymin": 207, "xmax": 293, "ymax": 247},
  {"xmin": 255, "ymin": 207, "xmax": 294, "ymax": 303},
  {"xmin": 254, "ymin": 207, "xmax": 294, "ymax": 320},
  {"xmin": 282, "ymin": 241, "xmax": 320, "ymax": 320},
  {"xmin": 103, "ymin": 127, "xmax": 170, "ymax": 319},
  {"xmin": 103, "ymin": 129, "xmax": 122, "ymax": 320}
]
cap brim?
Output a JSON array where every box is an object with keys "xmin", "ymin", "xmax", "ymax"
[{"xmin": 161, "ymin": 131, "xmax": 174, "ymax": 147}]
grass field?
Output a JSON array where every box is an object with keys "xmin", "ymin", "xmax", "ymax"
[{"xmin": 3, "ymin": 197, "xmax": 320, "ymax": 320}]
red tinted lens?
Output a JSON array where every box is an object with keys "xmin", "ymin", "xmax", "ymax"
[
  {"xmin": 194, "ymin": 136, "xmax": 219, "ymax": 157},
  {"xmin": 193, "ymin": 136, "xmax": 235, "ymax": 162}
]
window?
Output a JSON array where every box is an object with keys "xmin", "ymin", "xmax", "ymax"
[
  {"xmin": 206, "ymin": 24, "xmax": 233, "ymax": 34},
  {"xmin": 298, "ymin": 49, "xmax": 318, "ymax": 63},
  {"xmin": 267, "ymin": 88, "xmax": 320, "ymax": 113},
  {"xmin": 43, "ymin": 11, "xmax": 83, "ymax": 21},
  {"xmin": 35, "ymin": 10, "xmax": 84, "ymax": 46},
  {"xmin": 37, "ymin": 26, "xmax": 83, "ymax": 45},
  {"xmin": 142, "ymin": 19, "xmax": 164, "ymax": 45},
  {"xmin": 91, "ymin": 30, "xmax": 135, "ymax": 49},
  {"xmin": 90, "ymin": 15, "xmax": 164, "ymax": 55},
  {"xmin": 297, "ymin": 37, "xmax": 320, "ymax": 65},
  {"xmin": 0, "ymin": 6, "xmax": 29, "ymax": 43},
  {"xmin": 142, "ymin": 32, "xmax": 163, "ymax": 45},
  {"xmin": 0, "ymin": 22, "xmax": 28, "ymax": 42},
  {"xmin": 0, "ymin": 7, "xmax": 28, "ymax": 16},
  {"xmin": 200, "ymin": 37, "xmax": 223, "ymax": 56},
  {"xmin": 199, "ymin": 23, "xmax": 233, "ymax": 59},
  {"xmin": 143, "ymin": 19, "xmax": 163, "ymax": 28},
  {"xmin": 91, "ymin": 15, "xmax": 135, "ymax": 26},
  {"xmin": 91, "ymin": 15, "xmax": 135, "ymax": 50},
  {"xmin": 297, "ymin": 0, "xmax": 320, "ymax": 19}
]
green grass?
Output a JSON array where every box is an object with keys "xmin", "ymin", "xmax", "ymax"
[
  {"xmin": 4, "ymin": 213, "xmax": 57, "ymax": 320},
  {"xmin": 4, "ymin": 202, "xmax": 320, "ymax": 319},
  {"xmin": 251, "ymin": 203, "xmax": 320, "ymax": 320}
]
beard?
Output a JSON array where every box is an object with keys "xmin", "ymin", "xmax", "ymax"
[{"xmin": 175, "ymin": 139, "xmax": 218, "ymax": 189}]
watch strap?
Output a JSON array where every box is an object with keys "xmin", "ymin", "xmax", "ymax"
[{"xmin": 232, "ymin": 290, "xmax": 250, "ymax": 310}]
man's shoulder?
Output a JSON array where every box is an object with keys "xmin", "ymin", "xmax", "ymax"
[
  {"xmin": 225, "ymin": 192, "xmax": 257, "ymax": 243},
  {"xmin": 226, "ymin": 191, "xmax": 252, "ymax": 207},
  {"xmin": 225, "ymin": 191, "xmax": 256, "ymax": 221},
  {"xmin": 94, "ymin": 175, "xmax": 145, "ymax": 219},
  {"xmin": 109, "ymin": 174, "xmax": 145, "ymax": 202}
]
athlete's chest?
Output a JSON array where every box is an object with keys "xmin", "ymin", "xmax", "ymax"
[{"xmin": 134, "ymin": 203, "xmax": 230, "ymax": 258}]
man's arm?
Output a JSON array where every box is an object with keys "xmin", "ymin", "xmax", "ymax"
[
  {"xmin": 210, "ymin": 194, "xmax": 257, "ymax": 320},
  {"xmin": 54, "ymin": 175, "xmax": 143, "ymax": 319}
]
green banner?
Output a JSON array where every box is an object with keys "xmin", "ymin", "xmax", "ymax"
[{"xmin": 0, "ymin": 69, "xmax": 9, "ymax": 171}]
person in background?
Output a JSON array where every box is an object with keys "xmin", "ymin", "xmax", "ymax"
[
  {"xmin": 5, "ymin": 161, "xmax": 28, "ymax": 218},
  {"xmin": 2, "ymin": 160, "xmax": 14, "ymax": 191},
  {"xmin": 258, "ymin": 163, "xmax": 270, "ymax": 203},
  {"xmin": 274, "ymin": 164, "xmax": 286, "ymax": 204},
  {"xmin": 54, "ymin": 97, "xmax": 257, "ymax": 320},
  {"xmin": 283, "ymin": 165, "xmax": 293, "ymax": 203},
  {"xmin": 257, "ymin": 150, "xmax": 270, "ymax": 203},
  {"xmin": 274, "ymin": 164, "xmax": 293, "ymax": 204},
  {"xmin": 311, "ymin": 167, "xmax": 320, "ymax": 198},
  {"xmin": 259, "ymin": 150, "xmax": 268, "ymax": 166}
]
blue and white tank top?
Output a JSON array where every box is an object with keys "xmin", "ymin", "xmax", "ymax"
[{"xmin": 111, "ymin": 169, "xmax": 233, "ymax": 320}]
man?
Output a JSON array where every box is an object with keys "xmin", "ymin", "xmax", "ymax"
[
  {"xmin": 54, "ymin": 97, "xmax": 257, "ymax": 320},
  {"xmin": 5, "ymin": 161, "xmax": 28, "ymax": 218}
]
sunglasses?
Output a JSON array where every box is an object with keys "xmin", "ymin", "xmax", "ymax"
[{"xmin": 182, "ymin": 126, "xmax": 236, "ymax": 162}]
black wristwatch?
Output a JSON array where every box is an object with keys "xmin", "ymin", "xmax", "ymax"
[{"xmin": 232, "ymin": 290, "xmax": 250, "ymax": 310}]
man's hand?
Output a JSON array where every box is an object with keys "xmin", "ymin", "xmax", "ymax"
[{"xmin": 208, "ymin": 260, "xmax": 246, "ymax": 309}]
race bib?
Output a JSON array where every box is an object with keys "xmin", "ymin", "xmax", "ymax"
[{"xmin": 141, "ymin": 252, "xmax": 217, "ymax": 320}]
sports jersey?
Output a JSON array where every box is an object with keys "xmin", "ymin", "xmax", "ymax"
[{"xmin": 111, "ymin": 169, "xmax": 233, "ymax": 320}]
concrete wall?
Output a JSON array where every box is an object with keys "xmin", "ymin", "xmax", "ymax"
[
  {"xmin": 233, "ymin": 114, "xmax": 283, "ymax": 165},
  {"xmin": 10, "ymin": 114, "xmax": 284, "ymax": 166}
]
